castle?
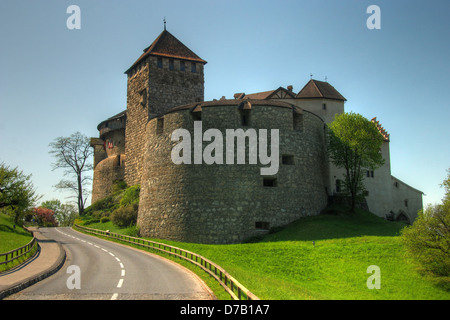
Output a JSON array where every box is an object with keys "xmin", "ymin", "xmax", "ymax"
[{"xmin": 90, "ymin": 29, "xmax": 423, "ymax": 244}]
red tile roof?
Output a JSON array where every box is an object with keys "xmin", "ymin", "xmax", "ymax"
[
  {"xmin": 125, "ymin": 30, "xmax": 207, "ymax": 74},
  {"xmin": 296, "ymin": 79, "xmax": 346, "ymax": 101}
]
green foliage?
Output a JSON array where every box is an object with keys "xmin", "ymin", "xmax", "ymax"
[
  {"xmin": 119, "ymin": 184, "xmax": 140, "ymax": 207},
  {"xmin": 41, "ymin": 199, "xmax": 78, "ymax": 226},
  {"xmin": 0, "ymin": 162, "xmax": 39, "ymax": 224},
  {"xmin": 82, "ymin": 183, "xmax": 140, "ymax": 229},
  {"xmin": 401, "ymin": 169, "xmax": 450, "ymax": 277},
  {"xmin": 327, "ymin": 112, "xmax": 385, "ymax": 211},
  {"xmin": 111, "ymin": 203, "xmax": 138, "ymax": 228}
]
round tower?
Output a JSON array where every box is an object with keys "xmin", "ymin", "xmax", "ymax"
[{"xmin": 137, "ymin": 99, "xmax": 329, "ymax": 244}]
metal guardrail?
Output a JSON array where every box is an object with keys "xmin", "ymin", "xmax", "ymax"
[
  {"xmin": 74, "ymin": 224, "xmax": 259, "ymax": 300},
  {"xmin": 0, "ymin": 237, "xmax": 38, "ymax": 266}
]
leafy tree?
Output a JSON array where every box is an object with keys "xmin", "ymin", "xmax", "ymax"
[
  {"xmin": 32, "ymin": 207, "xmax": 58, "ymax": 227},
  {"xmin": 49, "ymin": 132, "xmax": 93, "ymax": 215},
  {"xmin": 401, "ymin": 169, "xmax": 450, "ymax": 277},
  {"xmin": 41, "ymin": 199, "xmax": 79, "ymax": 226},
  {"xmin": 327, "ymin": 112, "xmax": 385, "ymax": 212},
  {"xmin": 0, "ymin": 162, "xmax": 39, "ymax": 224}
]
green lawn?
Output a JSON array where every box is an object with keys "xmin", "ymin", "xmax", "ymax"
[
  {"xmin": 0, "ymin": 212, "xmax": 36, "ymax": 272},
  {"xmin": 77, "ymin": 206, "xmax": 450, "ymax": 300}
]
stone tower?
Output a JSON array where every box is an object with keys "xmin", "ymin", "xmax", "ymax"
[{"xmin": 123, "ymin": 29, "xmax": 207, "ymax": 186}]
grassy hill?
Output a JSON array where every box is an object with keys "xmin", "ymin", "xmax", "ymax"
[
  {"xmin": 0, "ymin": 212, "xmax": 35, "ymax": 272},
  {"xmin": 79, "ymin": 197, "xmax": 450, "ymax": 300}
]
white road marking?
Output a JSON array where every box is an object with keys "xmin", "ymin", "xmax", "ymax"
[{"xmin": 56, "ymin": 228, "xmax": 126, "ymax": 300}]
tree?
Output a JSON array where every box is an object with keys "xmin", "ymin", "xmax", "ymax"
[
  {"xmin": 0, "ymin": 162, "xmax": 39, "ymax": 224},
  {"xmin": 327, "ymin": 112, "xmax": 385, "ymax": 212},
  {"xmin": 32, "ymin": 207, "xmax": 58, "ymax": 227},
  {"xmin": 401, "ymin": 169, "xmax": 450, "ymax": 277},
  {"xmin": 41, "ymin": 199, "xmax": 79, "ymax": 226},
  {"xmin": 49, "ymin": 132, "xmax": 93, "ymax": 215}
]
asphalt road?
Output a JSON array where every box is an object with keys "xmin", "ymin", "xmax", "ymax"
[{"xmin": 5, "ymin": 227, "xmax": 214, "ymax": 300}]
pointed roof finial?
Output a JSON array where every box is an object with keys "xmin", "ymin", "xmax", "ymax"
[
  {"xmin": 310, "ymin": 73, "xmax": 313, "ymax": 79},
  {"xmin": 325, "ymin": 76, "xmax": 328, "ymax": 82},
  {"xmin": 164, "ymin": 17, "xmax": 166, "ymax": 30}
]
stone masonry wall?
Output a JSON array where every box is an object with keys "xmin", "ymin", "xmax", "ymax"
[
  {"xmin": 124, "ymin": 55, "xmax": 205, "ymax": 187},
  {"xmin": 137, "ymin": 101, "xmax": 329, "ymax": 244}
]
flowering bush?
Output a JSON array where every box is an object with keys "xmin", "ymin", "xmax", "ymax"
[{"xmin": 32, "ymin": 207, "xmax": 58, "ymax": 227}]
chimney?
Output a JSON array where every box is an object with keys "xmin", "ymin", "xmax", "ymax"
[{"xmin": 287, "ymin": 85, "xmax": 293, "ymax": 92}]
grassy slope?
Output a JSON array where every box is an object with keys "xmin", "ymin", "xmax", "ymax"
[
  {"xmin": 0, "ymin": 213, "xmax": 33, "ymax": 253},
  {"xmin": 81, "ymin": 205, "xmax": 450, "ymax": 300},
  {"xmin": 0, "ymin": 212, "xmax": 35, "ymax": 272}
]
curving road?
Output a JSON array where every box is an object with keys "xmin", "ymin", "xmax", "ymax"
[{"xmin": 5, "ymin": 227, "xmax": 214, "ymax": 300}]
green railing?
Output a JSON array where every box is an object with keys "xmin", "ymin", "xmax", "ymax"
[{"xmin": 74, "ymin": 224, "xmax": 259, "ymax": 300}]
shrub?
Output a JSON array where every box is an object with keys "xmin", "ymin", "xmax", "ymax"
[
  {"xmin": 111, "ymin": 203, "xmax": 138, "ymax": 227},
  {"xmin": 32, "ymin": 207, "xmax": 58, "ymax": 227},
  {"xmin": 119, "ymin": 184, "xmax": 140, "ymax": 207},
  {"xmin": 401, "ymin": 169, "xmax": 450, "ymax": 277},
  {"xmin": 100, "ymin": 216, "xmax": 110, "ymax": 223}
]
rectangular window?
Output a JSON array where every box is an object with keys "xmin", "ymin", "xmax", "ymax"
[
  {"xmin": 263, "ymin": 177, "xmax": 277, "ymax": 187},
  {"xmin": 156, "ymin": 117, "xmax": 164, "ymax": 135},
  {"xmin": 293, "ymin": 112, "xmax": 303, "ymax": 131},
  {"xmin": 180, "ymin": 61, "xmax": 185, "ymax": 71},
  {"xmin": 336, "ymin": 179, "xmax": 342, "ymax": 193},
  {"xmin": 191, "ymin": 62, "xmax": 196, "ymax": 73},
  {"xmin": 241, "ymin": 110, "xmax": 250, "ymax": 126},
  {"xmin": 157, "ymin": 57, "xmax": 163, "ymax": 68},
  {"xmin": 282, "ymin": 155, "xmax": 294, "ymax": 165},
  {"xmin": 366, "ymin": 170, "xmax": 374, "ymax": 178},
  {"xmin": 322, "ymin": 103, "xmax": 327, "ymax": 110},
  {"xmin": 255, "ymin": 221, "xmax": 270, "ymax": 230},
  {"xmin": 169, "ymin": 59, "xmax": 174, "ymax": 71}
]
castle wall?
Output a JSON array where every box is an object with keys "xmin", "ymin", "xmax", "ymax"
[
  {"xmin": 137, "ymin": 101, "xmax": 329, "ymax": 244},
  {"xmin": 390, "ymin": 176, "xmax": 423, "ymax": 222},
  {"xmin": 124, "ymin": 55, "xmax": 205, "ymax": 186},
  {"xmin": 124, "ymin": 59, "xmax": 150, "ymax": 186},
  {"xmin": 91, "ymin": 154, "xmax": 125, "ymax": 203}
]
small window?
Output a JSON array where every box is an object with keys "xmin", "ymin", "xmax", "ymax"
[
  {"xmin": 394, "ymin": 181, "xmax": 399, "ymax": 188},
  {"xmin": 293, "ymin": 112, "xmax": 303, "ymax": 131},
  {"xmin": 282, "ymin": 155, "xmax": 294, "ymax": 165},
  {"xmin": 157, "ymin": 57, "xmax": 163, "ymax": 68},
  {"xmin": 191, "ymin": 62, "xmax": 196, "ymax": 73},
  {"xmin": 140, "ymin": 89, "xmax": 147, "ymax": 107},
  {"xmin": 156, "ymin": 117, "xmax": 164, "ymax": 135},
  {"xmin": 322, "ymin": 103, "xmax": 327, "ymax": 110},
  {"xmin": 169, "ymin": 59, "xmax": 174, "ymax": 71},
  {"xmin": 255, "ymin": 221, "xmax": 270, "ymax": 230},
  {"xmin": 192, "ymin": 112, "xmax": 201, "ymax": 121},
  {"xmin": 366, "ymin": 170, "xmax": 374, "ymax": 178},
  {"xmin": 263, "ymin": 177, "xmax": 277, "ymax": 187},
  {"xmin": 336, "ymin": 179, "xmax": 342, "ymax": 193},
  {"xmin": 404, "ymin": 199, "xmax": 408, "ymax": 207},
  {"xmin": 180, "ymin": 61, "xmax": 185, "ymax": 71},
  {"xmin": 241, "ymin": 110, "xmax": 250, "ymax": 126}
]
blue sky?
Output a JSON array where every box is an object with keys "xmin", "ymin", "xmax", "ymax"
[{"xmin": 0, "ymin": 0, "xmax": 449, "ymax": 208}]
